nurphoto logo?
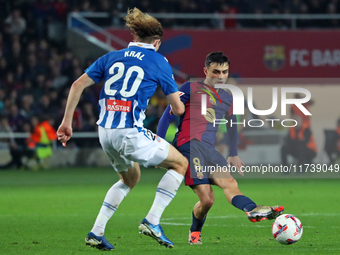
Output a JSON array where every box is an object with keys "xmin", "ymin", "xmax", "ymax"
[{"xmin": 200, "ymin": 84, "xmax": 311, "ymax": 128}]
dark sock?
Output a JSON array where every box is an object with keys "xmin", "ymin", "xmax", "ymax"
[
  {"xmin": 232, "ymin": 195, "xmax": 257, "ymax": 212},
  {"xmin": 190, "ymin": 211, "xmax": 206, "ymax": 232}
]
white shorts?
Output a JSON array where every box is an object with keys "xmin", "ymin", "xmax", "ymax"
[{"xmin": 98, "ymin": 126, "xmax": 170, "ymax": 172}]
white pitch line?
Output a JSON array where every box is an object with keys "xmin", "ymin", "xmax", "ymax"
[
  {"xmin": 160, "ymin": 222, "xmax": 318, "ymax": 228},
  {"xmin": 161, "ymin": 223, "xmax": 191, "ymax": 226},
  {"xmin": 162, "ymin": 212, "xmax": 340, "ymax": 221},
  {"xmin": 161, "ymin": 212, "xmax": 340, "ymax": 229},
  {"xmin": 162, "ymin": 215, "xmax": 242, "ymax": 221},
  {"xmin": 297, "ymin": 213, "xmax": 340, "ymax": 217}
]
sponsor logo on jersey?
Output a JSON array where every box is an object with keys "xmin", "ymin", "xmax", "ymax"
[
  {"xmin": 178, "ymin": 91, "xmax": 185, "ymax": 97},
  {"xmin": 106, "ymin": 99, "xmax": 131, "ymax": 112},
  {"xmin": 209, "ymin": 96, "xmax": 216, "ymax": 105},
  {"xmin": 203, "ymin": 108, "xmax": 216, "ymax": 123},
  {"xmin": 198, "ymin": 85, "xmax": 222, "ymax": 106}
]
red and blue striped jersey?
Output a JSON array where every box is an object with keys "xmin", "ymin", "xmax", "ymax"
[{"xmin": 157, "ymin": 81, "xmax": 238, "ymax": 156}]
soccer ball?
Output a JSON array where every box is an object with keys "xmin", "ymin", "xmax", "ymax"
[{"xmin": 272, "ymin": 214, "xmax": 303, "ymax": 245}]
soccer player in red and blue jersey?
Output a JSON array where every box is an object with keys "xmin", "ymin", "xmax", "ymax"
[{"xmin": 157, "ymin": 52, "xmax": 284, "ymax": 245}]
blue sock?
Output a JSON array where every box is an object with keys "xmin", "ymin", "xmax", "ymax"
[
  {"xmin": 190, "ymin": 211, "xmax": 206, "ymax": 232},
  {"xmin": 232, "ymin": 195, "xmax": 257, "ymax": 212}
]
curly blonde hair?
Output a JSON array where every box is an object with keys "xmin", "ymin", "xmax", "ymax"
[{"xmin": 125, "ymin": 8, "xmax": 163, "ymax": 43}]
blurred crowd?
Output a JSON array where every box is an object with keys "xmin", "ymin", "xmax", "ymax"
[
  {"xmin": 109, "ymin": 0, "xmax": 340, "ymax": 28},
  {"xmin": 70, "ymin": 0, "xmax": 340, "ymax": 28},
  {"xmin": 0, "ymin": 0, "xmax": 173, "ymax": 148},
  {"xmin": 0, "ymin": 2, "xmax": 102, "ymax": 150},
  {"xmin": 0, "ymin": 26, "xmax": 100, "ymax": 135},
  {"xmin": 0, "ymin": 0, "xmax": 339, "ymax": 151}
]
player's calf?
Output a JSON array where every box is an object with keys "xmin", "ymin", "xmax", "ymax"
[{"xmin": 158, "ymin": 145, "xmax": 188, "ymax": 176}]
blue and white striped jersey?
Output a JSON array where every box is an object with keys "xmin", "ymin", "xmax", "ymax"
[{"xmin": 85, "ymin": 42, "xmax": 178, "ymax": 129}]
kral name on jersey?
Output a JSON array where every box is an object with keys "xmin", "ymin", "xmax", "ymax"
[
  {"xmin": 106, "ymin": 99, "xmax": 131, "ymax": 112},
  {"xmin": 124, "ymin": 50, "xmax": 144, "ymax": 61}
]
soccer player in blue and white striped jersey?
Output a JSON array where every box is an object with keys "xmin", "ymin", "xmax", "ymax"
[{"xmin": 57, "ymin": 8, "xmax": 188, "ymax": 250}]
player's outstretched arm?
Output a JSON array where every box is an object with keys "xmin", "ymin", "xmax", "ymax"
[
  {"xmin": 57, "ymin": 73, "xmax": 95, "ymax": 147},
  {"xmin": 157, "ymin": 105, "xmax": 175, "ymax": 139},
  {"xmin": 166, "ymin": 92, "xmax": 185, "ymax": 116},
  {"xmin": 226, "ymin": 114, "xmax": 238, "ymax": 156},
  {"xmin": 227, "ymin": 156, "xmax": 245, "ymax": 176},
  {"xmin": 226, "ymin": 114, "xmax": 244, "ymax": 175}
]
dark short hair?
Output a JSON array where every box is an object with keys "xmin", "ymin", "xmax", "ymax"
[{"xmin": 205, "ymin": 51, "xmax": 230, "ymax": 68}]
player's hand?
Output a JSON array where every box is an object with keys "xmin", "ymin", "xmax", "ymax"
[
  {"xmin": 169, "ymin": 105, "xmax": 173, "ymax": 115},
  {"xmin": 227, "ymin": 156, "xmax": 245, "ymax": 176},
  {"xmin": 57, "ymin": 123, "xmax": 72, "ymax": 147}
]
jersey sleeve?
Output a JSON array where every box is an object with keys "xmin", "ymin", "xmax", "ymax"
[
  {"xmin": 157, "ymin": 57, "xmax": 178, "ymax": 96},
  {"xmin": 85, "ymin": 53, "xmax": 110, "ymax": 83},
  {"xmin": 225, "ymin": 102, "xmax": 238, "ymax": 157},
  {"xmin": 177, "ymin": 82, "xmax": 191, "ymax": 104},
  {"xmin": 157, "ymin": 82, "xmax": 191, "ymax": 139},
  {"xmin": 157, "ymin": 105, "xmax": 175, "ymax": 139}
]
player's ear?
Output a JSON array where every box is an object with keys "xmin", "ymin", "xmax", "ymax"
[
  {"xmin": 153, "ymin": 39, "xmax": 161, "ymax": 47},
  {"xmin": 203, "ymin": 67, "xmax": 208, "ymax": 76},
  {"xmin": 153, "ymin": 39, "xmax": 161, "ymax": 51}
]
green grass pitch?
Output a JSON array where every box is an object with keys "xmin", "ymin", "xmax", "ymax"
[{"xmin": 0, "ymin": 167, "xmax": 339, "ymax": 255}]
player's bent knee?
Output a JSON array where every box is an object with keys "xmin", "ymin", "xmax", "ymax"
[
  {"xmin": 121, "ymin": 177, "xmax": 139, "ymax": 189},
  {"xmin": 120, "ymin": 171, "xmax": 140, "ymax": 189},
  {"xmin": 168, "ymin": 154, "xmax": 188, "ymax": 176},
  {"xmin": 222, "ymin": 178, "xmax": 238, "ymax": 189},
  {"xmin": 178, "ymin": 155, "xmax": 188, "ymax": 175},
  {"xmin": 128, "ymin": 177, "xmax": 140, "ymax": 189},
  {"xmin": 132, "ymin": 174, "xmax": 140, "ymax": 187},
  {"xmin": 229, "ymin": 178, "xmax": 239, "ymax": 188},
  {"xmin": 215, "ymin": 177, "xmax": 238, "ymax": 189},
  {"xmin": 201, "ymin": 196, "xmax": 214, "ymax": 211}
]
